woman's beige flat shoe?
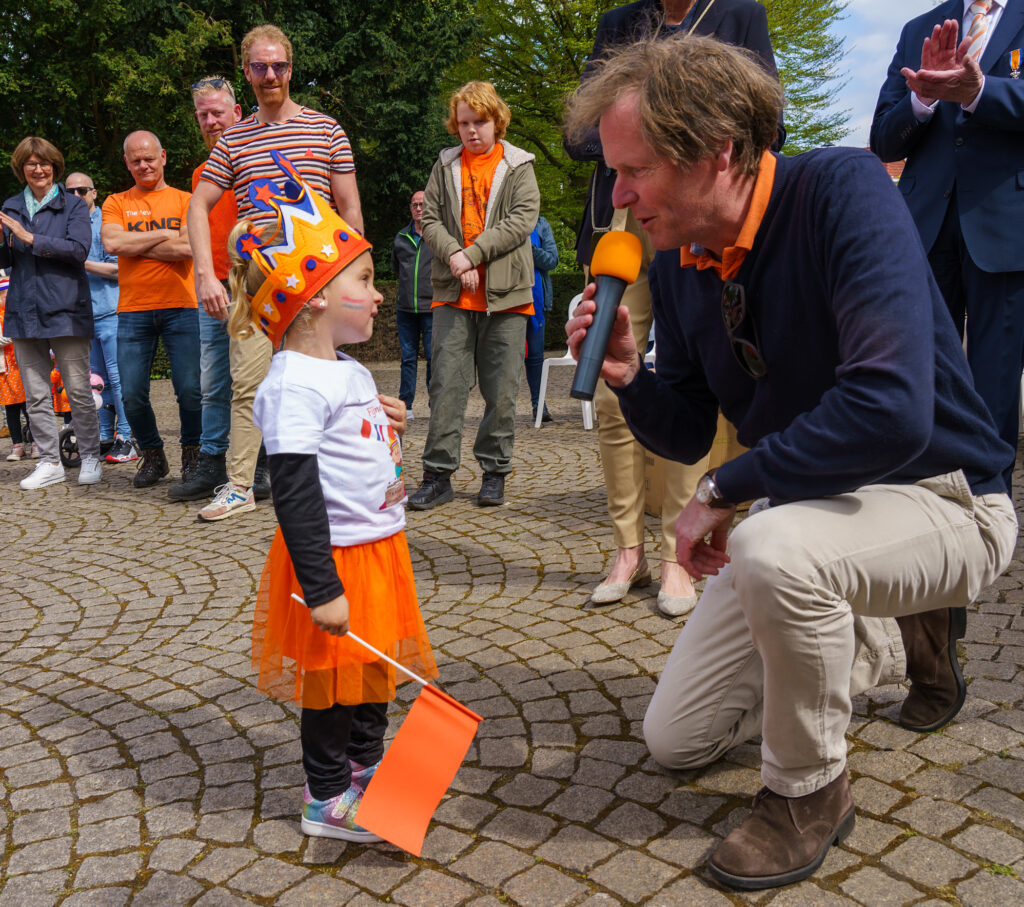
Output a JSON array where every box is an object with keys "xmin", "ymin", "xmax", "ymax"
[
  {"xmin": 657, "ymin": 591, "xmax": 698, "ymax": 618},
  {"xmin": 591, "ymin": 560, "xmax": 652, "ymax": 604}
]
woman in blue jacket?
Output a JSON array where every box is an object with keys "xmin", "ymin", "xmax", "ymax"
[{"xmin": 0, "ymin": 137, "xmax": 101, "ymax": 489}]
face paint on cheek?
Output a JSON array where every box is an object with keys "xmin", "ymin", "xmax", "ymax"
[{"xmin": 339, "ymin": 296, "xmax": 368, "ymax": 311}]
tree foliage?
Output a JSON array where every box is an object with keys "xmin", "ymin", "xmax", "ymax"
[
  {"xmin": 0, "ymin": 0, "xmax": 476, "ymax": 267},
  {"xmin": 0, "ymin": 0, "xmax": 850, "ymax": 275},
  {"xmin": 446, "ymin": 0, "xmax": 606, "ymax": 269},
  {"xmin": 762, "ymin": 0, "xmax": 850, "ymax": 153}
]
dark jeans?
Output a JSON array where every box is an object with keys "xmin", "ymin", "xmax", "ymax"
[
  {"xmin": 396, "ymin": 309, "xmax": 433, "ymax": 408},
  {"xmin": 117, "ymin": 307, "xmax": 202, "ymax": 451},
  {"xmin": 5, "ymin": 403, "xmax": 28, "ymax": 445},
  {"xmin": 525, "ymin": 315, "xmax": 545, "ymax": 407},
  {"xmin": 301, "ymin": 701, "xmax": 388, "ymax": 800}
]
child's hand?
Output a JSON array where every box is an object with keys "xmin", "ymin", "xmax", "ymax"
[
  {"xmin": 377, "ymin": 394, "xmax": 407, "ymax": 438},
  {"xmin": 310, "ymin": 594, "xmax": 350, "ymax": 637}
]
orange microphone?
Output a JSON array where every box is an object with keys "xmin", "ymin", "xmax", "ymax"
[{"xmin": 571, "ymin": 230, "xmax": 643, "ymax": 400}]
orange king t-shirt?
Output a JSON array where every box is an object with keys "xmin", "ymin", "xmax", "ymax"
[
  {"xmin": 101, "ymin": 185, "xmax": 197, "ymax": 312},
  {"xmin": 435, "ymin": 142, "xmax": 532, "ymax": 315},
  {"xmin": 192, "ymin": 163, "xmax": 239, "ymax": 282}
]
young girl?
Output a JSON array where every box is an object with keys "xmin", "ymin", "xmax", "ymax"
[
  {"xmin": 228, "ymin": 151, "xmax": 437, "ymax": 842},
  {"xmin": 0, "ymin": 272, "xmax": 31, "ymax": 460}
]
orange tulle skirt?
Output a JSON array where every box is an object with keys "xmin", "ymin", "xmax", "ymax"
[{"xmin": 253, "ymin": 528, "xmax": 437, "ymax": 709}]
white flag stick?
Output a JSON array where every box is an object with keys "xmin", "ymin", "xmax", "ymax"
[{"xmin": 290, "ymin": 592, "xmax": 432, "ymax": 688}]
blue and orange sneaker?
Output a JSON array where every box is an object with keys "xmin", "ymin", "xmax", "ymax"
[{"xmin": 300, "ymin": 783, "xmax": 382, "ymax": 842}]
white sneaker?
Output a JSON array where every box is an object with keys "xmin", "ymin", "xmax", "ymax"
[
  {"xmin": 20, "ymin": 461, "xmax": 66, "ymax": 490},
  {"xmin": 78, "ymin": 456, "xmax": 103, "ymax": 485},
  {"xmin": 405, "ymin": 409, "xmax": 414, "ymax": 421},
  {"xmin": 198, "ymin": 483, "xmax": 255, "ymax": 522}
]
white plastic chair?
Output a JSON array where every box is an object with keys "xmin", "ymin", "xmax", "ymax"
[{"xmin": 534, "ymin": 294, "xmax": 595, "ymax": 429}]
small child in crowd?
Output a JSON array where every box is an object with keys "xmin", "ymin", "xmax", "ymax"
[
  {"xmin": 0, "ymin": 272, "xmax": 32, "ymax": 460},
  {"xmin": 228, "ymin": 151, "xmax": 437, "ymax": 842}
]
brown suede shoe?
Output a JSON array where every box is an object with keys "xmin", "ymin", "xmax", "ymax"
[
  {"xmin": 896, "ymin": 606, "xmax": 967, "ymax": 732},
  {"xmin": 708, "ymin": 772, "xmax": 855, "ymax": 890}
]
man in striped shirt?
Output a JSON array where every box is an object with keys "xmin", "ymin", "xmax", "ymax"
[{"xmin": 187, "ymin": 24, "xmax": 363, "ymax": 521}]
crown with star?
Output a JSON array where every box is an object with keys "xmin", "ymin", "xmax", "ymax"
[{"xmin": 235, "ymin": 149, "xmax": 371, "ymax": 349}]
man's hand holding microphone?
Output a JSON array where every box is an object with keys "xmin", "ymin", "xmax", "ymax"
[{"xmin": 565, "ymin": 230, "xmax": 644, "ymax": 396}]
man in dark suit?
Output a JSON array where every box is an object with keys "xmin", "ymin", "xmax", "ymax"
[
  {"xmin": 872, "ymin": 1, "xmax": 1024, "ymax": 489},
  {"xmin": 564, "ymin": 0, "xmax": 784, "ymax": 618}
]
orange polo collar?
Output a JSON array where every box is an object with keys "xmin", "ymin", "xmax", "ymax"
[{"xmin": 679, "ymin": 151, "xmax": 777, "ymax": 281}]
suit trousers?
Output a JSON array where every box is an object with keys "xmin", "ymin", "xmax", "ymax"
[
  {"xmin": 15, "ymin": 336, "xmax": 100, "ymax": 464},
  {"xmin": 227, "ymin": 325, "xmax": 272, "ymax": 488},
  {"xmin": 590, "ymin": 211, "xmax": 708, "ymax": 562},
  {"xmin": 929, "ymin": 192, "xmax": 1024, "ymax": 489},
  {"xmin": 643, "ymin": 471, "xmax": 1016, "ymax": 797}
]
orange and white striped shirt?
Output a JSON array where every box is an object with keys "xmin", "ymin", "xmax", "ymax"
[{"xmin": 200, "ymin": 107, "xmax": 355, "ymax": 225}]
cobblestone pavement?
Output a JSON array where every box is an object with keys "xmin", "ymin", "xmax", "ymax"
[{"xmin": 1, "ymin": 362, "xmax": 1022, "ymax": 907}]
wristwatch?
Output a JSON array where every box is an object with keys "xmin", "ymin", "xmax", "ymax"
[{"xmin": 695, "ymin": 470, "xmax": 732, "ymax": 509}]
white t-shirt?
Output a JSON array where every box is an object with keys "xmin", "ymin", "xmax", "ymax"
[{"xmin": 254, "ymin": 351, "xmax": 407, "ymax": 547}]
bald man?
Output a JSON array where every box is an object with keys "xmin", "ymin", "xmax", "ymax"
[{"xmin": 101, "ymin": 130, "xmax": 201, "ymax": 489}]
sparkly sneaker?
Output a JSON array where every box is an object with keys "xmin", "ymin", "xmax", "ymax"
[
  {"xmin": 350, "ymin": 758, "xmax": 381, "ymax": 787},
  {"xmin": 300, "ymin": 784, "xmax": 382, "ymax": 843},
  {"xmin": 197, "ymin": 483, "xmax": 255, "ymax": 522}
]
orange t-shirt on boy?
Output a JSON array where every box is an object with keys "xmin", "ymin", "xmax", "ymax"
[
  {"xmin": 101, "ymin": 186, "xmax": 197, "ymax": 312},
  {"xmin": 438, "ymin": 142, "xmax": 532, "ymax": 315}
]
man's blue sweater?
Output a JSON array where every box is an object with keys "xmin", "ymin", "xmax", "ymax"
[{"xmin": 614, "ymin": 148, "xmax": 1012, "ymax": 503}]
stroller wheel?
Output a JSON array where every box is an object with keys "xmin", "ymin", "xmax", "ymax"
[{"xmin": 59, "ymin": 424, "xmax": 81, "ymax": 468}]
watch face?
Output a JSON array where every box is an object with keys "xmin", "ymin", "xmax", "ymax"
[{"xmin": 697, "ymin": 475, "xmax": 713, "ymax": 504}]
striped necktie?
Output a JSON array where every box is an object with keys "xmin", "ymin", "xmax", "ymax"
[{"xmin": 965, "ymin": 0, "xmax": 993, "ymax": 61}]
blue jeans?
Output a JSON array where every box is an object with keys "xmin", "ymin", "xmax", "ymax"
[
  {"xmin": 90, "ymin": 314, "xmax": 132, "ymax": 441},
  {"xmin": 117, "ymin": 307, "xmax": 202, "ymax": 451},
  {"xmin": 198, "ymin": 306, "xmax": 232, "ymax": 455},
  {"xmin": 524, "ymin": 315, "xmax": 545, "ymax": 408},
  {"xmin": 395, "ymin": 309, "xmax": 433, "ymax": 408}
]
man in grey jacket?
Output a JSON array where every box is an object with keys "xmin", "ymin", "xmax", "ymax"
[{"xmin": 391, "ymin": 190, "xmax": 434, "ymax": 418}]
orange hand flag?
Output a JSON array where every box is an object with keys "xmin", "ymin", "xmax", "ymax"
[
  {"xmin": 287, "ymin": 595, "xmax": 482, "ymax": 857},
  {"xmin": 357, "ymin": 684, "xmax": 482, "ymax": 855}
]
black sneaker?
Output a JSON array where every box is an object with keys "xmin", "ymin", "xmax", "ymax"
[
  {"xmin": 253, "ymin": 446, "xmax": 271, "ymax": 501},
  {"xmin": 408, "ymin": 471, "xmax": 454, "ymax": 511},
  {"xmin": 105, "ymin": 437, "xmax": 138, "ymax": 464},
  {"xmin": 477, "ymin": 472, "xmax": 505, "ymax": 506},
  {"xmin": 168, "ymin": 451, "xmax": 228, "ymax": 502},
  {"xmin": 134, "ymin": 447, "xmax": 170, "ymax": 488}
]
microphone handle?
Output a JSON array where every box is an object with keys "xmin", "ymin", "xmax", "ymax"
[{"xmin": 570, "ymin": 275, "xmax": 629, "ymax": 401}]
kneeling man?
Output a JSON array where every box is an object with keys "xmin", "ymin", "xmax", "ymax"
[{"xmin": 565, "ymin": 36, "xmax": 1016, "ymax": 891}]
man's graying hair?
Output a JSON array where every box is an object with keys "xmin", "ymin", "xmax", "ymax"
[{"xmin": 563, "ymin": 34, "xmax": 783, "ymax": 178}]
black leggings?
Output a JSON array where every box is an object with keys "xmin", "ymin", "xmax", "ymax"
[
  {"xmin": 300, "ymin": 701, "xmax": 388, "ymax": 800},
  {"xmin": 5, "ymin": 403, "xmax": 27, "ymax": 445}
]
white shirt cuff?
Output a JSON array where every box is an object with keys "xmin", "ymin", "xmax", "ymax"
[
  {"xmin": 962, "ymin": 76, "xmax": 986, "ymax": 114},
  {"xmin": 911, "ymin": 92, "xmax": 938, "ymax": 120}
]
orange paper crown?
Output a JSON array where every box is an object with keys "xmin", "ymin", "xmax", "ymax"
[{"xmin": 236, "ymin": 150, "xmax": 371, "ymax": 349}]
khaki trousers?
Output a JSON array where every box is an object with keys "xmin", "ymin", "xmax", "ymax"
[
  {"xmin": 227, "ymin": 326, "xmax": 272, "ymax": 487},
  {"xmin": 643, "ymin": 471, "xmax": 1017, "ymax": 797},
  {"xmin": 590, "ymin": 210, "xmax": 708, "ymax": 562}
]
